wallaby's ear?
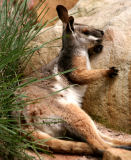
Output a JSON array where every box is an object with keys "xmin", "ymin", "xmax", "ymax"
[
  {"xmin": 69, "ymin": 16, "xmax": 74, "ymax": 31},
  {"xmin": 66, "ymin": 16, "xmax": 75, "ymax": 33},
  {"xmin": 56, "ymin": 5, "xmax": 69, "ymax": 23}
]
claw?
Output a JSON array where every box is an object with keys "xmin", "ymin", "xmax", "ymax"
[
  {"xmin": 108, "ymin": 67, "xmax": 119, "ymax": 78},
  {"xmin": 93, "ymin": 45, "xmax": 103, "ymax": 53}
]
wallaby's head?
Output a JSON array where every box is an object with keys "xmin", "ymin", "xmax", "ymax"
[{"xmin": 56, "ymin": 5, "xmax": 104, "ymax": 54}]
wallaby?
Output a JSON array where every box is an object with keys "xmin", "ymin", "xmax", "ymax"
[{"xmin": 14, "ymin": 5, "xmax": 131, "ymax": 156}]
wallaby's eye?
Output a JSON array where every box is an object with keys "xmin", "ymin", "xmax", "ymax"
[{"xmin": 82, "ymin": 29, "xmax": 104, "ymax": 38}]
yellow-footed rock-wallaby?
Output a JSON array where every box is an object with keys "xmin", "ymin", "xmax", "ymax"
[{"xmin": 14, "ymin": 5, "xmax": 131, "ymax": 156}]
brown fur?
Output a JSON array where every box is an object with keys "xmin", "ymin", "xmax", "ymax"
[
  {"xmin": 70, "ymin": 56, "xmax": 109, "ymax": 84},
  {"xmin": 28, "ymin": 129, "xmax": 93, "ymax": 154}
]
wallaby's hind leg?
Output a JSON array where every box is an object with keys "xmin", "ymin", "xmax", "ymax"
[
  {"xmin": 27, "ymin": 129, "xmax": 93, "ymax": 155},
  {"xmin": 54, "ymin": 104, "xmax": 112, "ymax": 154}
]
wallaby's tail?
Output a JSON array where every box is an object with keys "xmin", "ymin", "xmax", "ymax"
[
  {"xmin": 114, "ymin": 146, "xmax": 131, "ymax": 150},
  {"xmin": 27, "ymin": 129, "xmax": 93, "ymax": 155},
  {"xmin": 99, "ymin": 131, "xmax": 131, "ymax": 150}
]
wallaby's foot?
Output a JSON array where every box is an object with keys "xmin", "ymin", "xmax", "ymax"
[
  {"xmin": 108, "ymin": 67, "xmax": 119, "ymax": 78},
  {"xmin": 90, "ymin": 142, "xmax": 110, "ymax": 157}
]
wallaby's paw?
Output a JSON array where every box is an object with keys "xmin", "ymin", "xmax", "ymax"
[
  {"xmin": 93, "ymin": 44, "xmax": 103, "ymax": 54},
  {"xmin": 88, "ymin": 45, "xmax": 103, "ymax": 57},
  {"xmin": 108, "ymin": 67, "xmax": 119, "ymax": 78}
]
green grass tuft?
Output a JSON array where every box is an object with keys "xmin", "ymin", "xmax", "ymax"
[{"xmin": 0, "ymin": 0, "xmax": 52, "ymax": 159}]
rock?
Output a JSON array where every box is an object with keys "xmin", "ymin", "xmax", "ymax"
[
  {"xmin": 30, "ymin": 0, "xmax": 78, "ymax": 26},
  {"xmin": 26, "ymin": 0, "xmax": 131, "ymax": 132},
  {"xmin": 103, "ymin": 148, "xmax": 131, "ymax": 160},
  {"xmin": 75, "ymin": 0, "xmax": 131, "ymax": 133},
  {"xmin": 26, "ymin": 150, "xmax": 91, "ymax": 160},
  {"xmin": 24, "ymin": 24, "xmax": 62, "ymax": 75}
]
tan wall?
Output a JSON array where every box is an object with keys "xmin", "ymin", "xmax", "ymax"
[
  {"xmin": 75, "ymin": 0, "xmax": 131, "ymax": 133},
  {"xmin": 26, "ymin": 0, "xmax": 131, "ymax": 133},
  {"xmin": 32, "ymin": 0, "xmax": 78, "ymax": 25}
]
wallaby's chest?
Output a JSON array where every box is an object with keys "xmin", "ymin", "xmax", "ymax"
[
  {"xmin": 79, "ymin": 49, "xmax": 91, "ymax": 70},
  {"xmin": 53, "ymin": 83, "xmax": 86, "ymax": 107},
  {"xmin": 52, "ymin": 65, "xmax": 87, "ymax": 107}
]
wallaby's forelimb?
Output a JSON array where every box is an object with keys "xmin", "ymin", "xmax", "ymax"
[
  {"xmin": 69, "ymin": 56, "xmax": 118, "ymax": 84},
  {"xmin": 71, "ymin": 69, "xmax": 109, "ymax": 84},
  {"xmin": 54, "ymin": 104, "xmax": 112, "ymax": 154}
]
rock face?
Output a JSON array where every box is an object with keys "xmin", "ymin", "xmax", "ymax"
[
  {"xmin": 26, "ymin": 0, "xmax": 131, "ymax": 132},
  {"xmin": 24, "ymin": 25, "xmax": 62, "ymax": 75},
  {"xmin": 103, "ymin": 148, "xmax": 131, "ymax": 160},
  {"xmin": 74, "ymin": 0, "xmax": 131, "ymax": 133},
  {"xmin": 30, "ymin": 0, "xmax": 78, "ymax": 26}
]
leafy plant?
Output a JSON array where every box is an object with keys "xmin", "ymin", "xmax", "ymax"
[
  {"xmin": 0, "ymin": 0, "xmax": 53, "ymax": 159},
  {"xmin": 0, "ymin": 0, "xmax": 76, "ymax": 159}
]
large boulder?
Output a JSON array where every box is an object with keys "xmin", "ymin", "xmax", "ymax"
[
  {"xmin": 29, "ymin": 0, "xmax": 78, "ymax": 26},
  {"xmin": 75, "ymin": 0, "xmax": 131, "ymax": 133},
  {"xmin": 24, "ymin": 25, "xmax": 62, "ymax": 75},
  {"xmin": 26, "ymin": 0, "xmax": 131, "ymax": 133}
]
